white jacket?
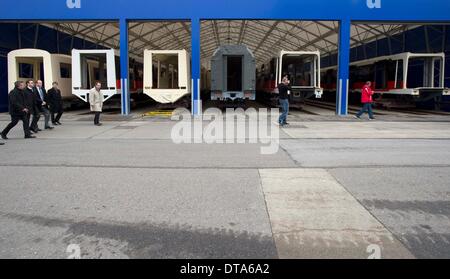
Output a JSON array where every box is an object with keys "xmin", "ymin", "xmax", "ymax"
[{"xmin": 89, "ymin": 88, "xmax": 104, "ymax": 112}]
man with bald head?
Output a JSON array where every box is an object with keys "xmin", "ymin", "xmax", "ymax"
[{"xmin": 1, "ymin": 81, "xmax": 35, "ymax": 139}]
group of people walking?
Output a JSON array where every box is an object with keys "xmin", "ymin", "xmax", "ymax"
[
  {"xmin": 1, "ymin": 80, "xmax": 105, "ymax": 144},
  {"xmin": 1, "ymin": 79, "xmax": 64, "ymax": 141}
]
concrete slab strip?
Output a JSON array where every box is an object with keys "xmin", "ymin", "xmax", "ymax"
[{"xmin": 259, "ymin": 168, "xmax": 415, "ymax": 259}]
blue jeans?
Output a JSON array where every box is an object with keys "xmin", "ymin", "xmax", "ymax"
[
  {"xmin": 279, "ymin": 98, "xmax": 289, "ymax": 124},
  {"xmin": 356, "ymin": 103, "xmax": 374, "ymax": 119}
]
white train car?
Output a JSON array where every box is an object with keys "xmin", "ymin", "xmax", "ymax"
[
  {"xmin": 143, "ymin": 49, "xmax": 191, "ymax": 104},
  {"xmin": 321, "ymin": 52, "xmax": 449, "ymax": 96},
  {"xmin": 350, "ymin": 52, "xmax": 449, "ymax": 96},
  {"xmin": 8, "ymin": 48, "xmax": 73, "ymax": 100},
  {"xmin": 71, "ymin": 49, "xmax": 118, "ymax": 102},
  {"xmin": 319, "ymin": 52, "xmax": 449, "ymax": 108},
  {"xmin": 257, "ymin": 50, "xmax": 323, "ymax": 106},
  {"xmin": 278, "ymin": 50, "xmax": 323, "ymax": 99}
]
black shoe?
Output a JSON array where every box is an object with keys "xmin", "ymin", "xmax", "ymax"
[
  {"xmin": 0, "ymin": 142, "xmax": 4, "ymax": 145},
  {"xmin": 1, "ymin": 133, "xmax": 7, "ymax": 140},
  {"xmin": 25, "ymin": 135, "xmax": 36, "ymax": 139},
  {"xmin": 52, "ymin": 122, "xmax": 59, "ymax": 126},
  {"xmin": 283, "ymin": 122, "xmax": 290, "ymax": 125},
  {"xmin": 30, "ymin": 129, "xmax": 38, "ymax": 134},
  {"xmin": 95, "ymin": 123, "xmax": 103, "ymax": 126},
  {"xmin": 37, "ymin": 128, "xmax": 42, "ymax": 132},
  {"xmin": 45, "ymin": 126, "xmax": 54, "ymax": 130},
  {"xmin": 56, "ymin": 122, "xmax": 62, "ymax": 125},
  {"xmin": 354, "ymin": 115, "xmax": 361, "ymax": 119}
]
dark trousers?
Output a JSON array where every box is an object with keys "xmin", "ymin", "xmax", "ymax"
[
  {"xmin": 41, "ymin": 107, "xmax": 51, "ymax": 128},
  {"xmin": 30, "ymin": 111, "xmax": 40, "ymax": 131},
  {"xmin": 26, "ymin": 113, "xmax": 32, "ymax": 128},
  {"xmin": 31, "ymin": 107, "xmax": 51, "ymax": 129},
  {"xmin": 94, "ymin": 112, "xmax": 101, "ymax": 125},
  {"xmin": 356, "ymin": 103, "xmax": 374, "ymax": 119},
  {"xmin": 51, "ymin": 108, "xmax": 63, "ymax": 123},
  {"xmin": 2, "ymin": 114, "xmax": 31, "ymax": 137}
]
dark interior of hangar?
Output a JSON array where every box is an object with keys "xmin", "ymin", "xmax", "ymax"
[{"xmin": 1, "ymin": 21, "xmax": 450, "ymax": 113}]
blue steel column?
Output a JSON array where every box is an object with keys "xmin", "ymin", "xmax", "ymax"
[
  {"xmin": 336, "ymin": 19, "xmax": 351, "ymax": 116},
  {"xmin": 120, "ymin": 18, "xmax": 130, "ymax": 115},
  {"xmin": 191, "ymin": 18, "xmax": 201, "ymax": 115}
]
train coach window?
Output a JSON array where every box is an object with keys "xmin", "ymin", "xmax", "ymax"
[
  {"xmin": 434, "ymin": 59, "xmax": 443, "ymax": 87},
  {"xmin": 282, "ymin": 55, "xmax": 314, "ymax": 87},
  {"xmin": 60, "ymin": 63, "xmax": 71, "ymax": 78},
  {"xmin": 152, "ymin": 54, "xmax": 179, "ymax": 89},
  {"xmin": 407, "ymin": 59, "xmax": 425, "ymax": 88},
  {"xmin": 93, "ymin": 68, "xmax": 108, "ymax": 82},
  {"xmin": 152, "ymin": 64, "xmax": 158, "ymax": 88},
  {"xmin": 161, "ymin": 65, "xmax": 167, "ymax": 78},
  {"xmin": 395, "ymin": 60, "xmax": 404, "ymax": 89},
  {"xmin": 227, "ymin": 56, "xmax": 243, "ymax": 92},
  {"xmin": 18, "ymin": 63, "xmax": 34, "ymax": 79}
]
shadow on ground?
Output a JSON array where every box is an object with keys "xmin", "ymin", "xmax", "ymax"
[{"xmin": 1, "ymin": 212, "xmax": 278, "ymax": 259}]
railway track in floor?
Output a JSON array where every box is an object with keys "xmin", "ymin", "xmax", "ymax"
[
  {"xmin": 303, "ymin": 100, "xmax": 373, "ymax": 115},
  {"xmin": 305, "ymin": 100, "xmax": 450, "ymax": 117}
]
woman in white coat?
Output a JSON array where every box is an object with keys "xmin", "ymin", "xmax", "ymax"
[{"xmin": 89, "ymin": 81, "xmax": 104, "ymax": 126}]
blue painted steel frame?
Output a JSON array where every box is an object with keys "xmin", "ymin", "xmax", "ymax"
[
  {"xmin": 119, "ymin": 19, "xmax": 130, "ymax": 115},
  {"xmin": 191, "ymin": 18, "xmax": 201, "ymax": 115},
  {"xmin": 337, "ymin": 19, "xmax": 351, "ymax": 116},
  {"xmin": 1, "ymin": 0, "xmax": 450, "ymax": 115}
]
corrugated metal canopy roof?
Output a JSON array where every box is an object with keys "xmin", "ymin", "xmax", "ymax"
[{"xmin": 41, "ymin": 20, "xmax": 416, "ymax": 65}]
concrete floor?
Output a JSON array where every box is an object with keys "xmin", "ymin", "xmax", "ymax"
[{"xmin": 0, "ymin": 108, "xmax": 449, "ymax": 259}]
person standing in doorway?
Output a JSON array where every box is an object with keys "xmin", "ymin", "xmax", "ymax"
[
  {"xmin": 47, "ymin": 82, "xmax": 64, "ymax": 125},
  {"xmin": 278, "ymin": 76, "xmax": 291, "ymax": 126},
  {"xmin": 33, "ymin": 80, "xmax": 53, "ymax": 130},
  {"xmin": 1, "ymin": 81, "xmax": 35, "ymax": 139},
  {"xmin": 355, "ymin": 81, "xmax": 375, "ymax": 120},
  {"xmin": 89, "ymin": 81, "xmax": 104, "ymax": 126}
]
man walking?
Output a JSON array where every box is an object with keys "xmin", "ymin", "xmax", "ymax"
[
  {"xmin": 24, "ymin": 80, "xmax": 38, "ymax": 133},
  {"xmin": 1, "ymin": 81, "xmax": 35, "ymax": 139},
  {"xmin": 89, "ymin": 81, "xmax": 104, "ymax": 126},
  {"xmin": 47, "ymin": 82, "xmax": 64, "ymax": 125},
  {"xmin": 355, "ymin": 81, "xmax": 375, "ymax": 120},
  {"xmin": 278, "ymin": 76, "xmax": 291, "ymax": 126},
  {"xmin": 33, "ymin": 80, "xmax": 54, "ymax": 130}
]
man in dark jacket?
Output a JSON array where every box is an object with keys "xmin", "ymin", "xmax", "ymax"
[
  {"xmin": 47, "ymin": 82, "xmax": 64, "ymax": 125},
  {"xmin": 278, "ymin": 76, "xmax": 291, "ymax": 126},
  {"xmin": 23, "ymin": 80, "xmax": 38, "ymax": 133},
  {"xmin": 33, "ymin": 80, "xmax": 53, "ymax": 130},
  {"xmin": 1, "ymin": 81, "xmax": 35, "ymax": 139}
]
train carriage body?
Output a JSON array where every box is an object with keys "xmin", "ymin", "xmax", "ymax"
[
  {"xmin": 321, "ymin": 52, "xmax": 449, "ymax": 106},
  {"xmin": 143, "ymin": 49, "xmax": 190, "ymax": 104},
  {"xmin": 71, "ymin": 49, "xmax": 118, "ymax": 102},
  {"xmin": 8, "ymin": 48, "xmax": 73, "ymax": 100},
  {"xmin": 257, "ymin": 50, "xmax": 323, "ymax": 106},
  {"xmin": 210, "ymin": 45, "xmax": 256, "ymax": 102}
]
